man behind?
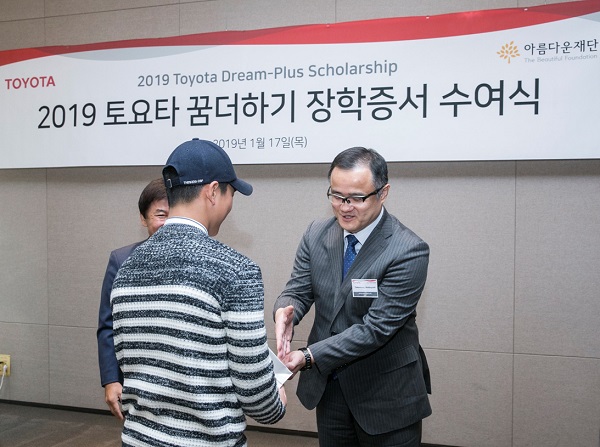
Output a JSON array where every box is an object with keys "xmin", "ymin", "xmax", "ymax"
[
  {"xmin": 274, "ymin": 147, "xmax": 431, "ymax": 447},
  {"xmin": 97, "ymin": 178, "xmax": 169, "ymax": 420},
  {"xmin": 111, "ymin": 138, "xmax": 286, "ymax": 447}
]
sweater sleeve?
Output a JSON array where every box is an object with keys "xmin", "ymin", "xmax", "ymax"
[{"xmin": 222, "ymin": 261, "xmax": 285, "ymax": 424}]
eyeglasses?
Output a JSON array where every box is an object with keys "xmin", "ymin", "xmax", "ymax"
[{"xmin": 327, "ymin": 186, "xmax": 384, "ymax": 206}]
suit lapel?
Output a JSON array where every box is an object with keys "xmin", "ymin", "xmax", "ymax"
[{"xmin": 326, "ymin": 223, "xmax": 344, "ymax": 286}]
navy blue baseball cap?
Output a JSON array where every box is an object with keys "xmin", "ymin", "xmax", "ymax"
[{"xmin": 162, "ymin": 138, "xmax": 252, "ymax": 196}]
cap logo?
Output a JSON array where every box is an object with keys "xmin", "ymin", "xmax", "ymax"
[{"xmin": 183, "ymin": 179, "xmax": 204, "ymax": 185}]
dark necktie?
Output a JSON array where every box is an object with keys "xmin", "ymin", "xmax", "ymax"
[{"xmin": 342, "ymin": 235, "xmax": 359, "ymax": 280}]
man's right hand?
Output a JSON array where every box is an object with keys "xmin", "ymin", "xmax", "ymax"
[
  {"xmin": 282, "ymin": 349, "xmax": 308, "ymax": 376},
  {"xmin": 104, "ymin": 382, "xmax": 124, "ymax": 421},
  {"xmin": 275, "ymin": 305, "xmax": 295, "ymax": 360}
]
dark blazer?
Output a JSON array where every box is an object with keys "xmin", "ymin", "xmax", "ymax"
[
  {"xmin": 97, "ymin": 241, "xmax": 143, "ymax": 386},
  {"xmin": 274, "ymin": 209, "xmax": 431, "ymax": 435}
]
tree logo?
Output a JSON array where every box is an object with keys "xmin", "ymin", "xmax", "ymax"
[{"xmin": 497, "ymin": 41, "xmax": 520, "ymax": 64}]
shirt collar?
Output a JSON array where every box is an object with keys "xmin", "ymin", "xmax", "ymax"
[
  {"xmin": 164, "ymin": 216, "xmax": 208, "ymax": 235},
  {"xmin": 344, "ymin": 207, "xmax": 385, "ymax": 248}
]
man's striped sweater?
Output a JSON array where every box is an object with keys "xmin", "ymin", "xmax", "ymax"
[{"xmin": 111, "ymin": 222, "xmax": 285, "ymax": 447}]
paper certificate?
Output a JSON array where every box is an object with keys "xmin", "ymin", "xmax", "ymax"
[{"xmin": 269, "ymin": 348, "xmax": 293, "ymax": 388}]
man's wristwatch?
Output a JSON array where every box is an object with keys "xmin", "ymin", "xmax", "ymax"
[{"xmin": 299, "ymin": 347, "xmax": 312, "ymax": 371}]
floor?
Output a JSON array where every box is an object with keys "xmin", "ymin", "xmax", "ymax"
[{"xmin": 0, "ymin": 402, "xmax": 319, "ymax": 447}]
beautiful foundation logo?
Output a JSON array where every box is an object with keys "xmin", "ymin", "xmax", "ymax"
[{"xmin": 497, "ymin": 41, "xmax": 520, "ymax": 64}]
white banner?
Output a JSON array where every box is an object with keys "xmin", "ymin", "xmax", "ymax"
[{"xmin": 1, "ymin": 1, "xmax": 599, "ymax": 168}]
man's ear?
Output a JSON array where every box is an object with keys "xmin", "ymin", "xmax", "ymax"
[
  {"xmin": 206, "ymin": 181, "xmax": 219, "ymax": 204},
  {"xmin": 139, "ymin": 213, "xmax": 148, "ymax": 228},
  {"xmin": 380, "ymin": 184, "xmax": 390, "ymax": 202}
]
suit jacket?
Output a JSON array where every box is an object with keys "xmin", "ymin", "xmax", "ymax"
[
  {"xmin": 274, "ymin": 209, "xmax": 431, "ymax": 435},
  {"xmin": 97, "ymin": 241, "xmax": 144, "ymax": 386}
]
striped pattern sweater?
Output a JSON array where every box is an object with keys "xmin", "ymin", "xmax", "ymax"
[{"xmin": 111, "ymin": 223, "xmax": 285, "ymax": 447}]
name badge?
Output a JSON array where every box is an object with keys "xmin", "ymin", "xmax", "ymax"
[{"xmin": 351, "ymin": 279, "xmax": 378, "ymax": 298}]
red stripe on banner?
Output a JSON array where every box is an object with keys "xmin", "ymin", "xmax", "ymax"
[{"xmin": 0, "ymin": 0, "xmax": 598, "ymax": 67}]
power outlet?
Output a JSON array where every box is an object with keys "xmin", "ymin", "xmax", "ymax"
[{"xmin": 0, "ymin": 354, "xmax": 10, "ymax": 377}]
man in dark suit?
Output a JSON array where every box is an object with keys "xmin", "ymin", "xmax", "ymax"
[
  {"xmin": 274, "ymin": 147, "xmax": 431, "ymax": 446},
  {"xmin": 97, "ymin": 178, "xmax": 168, "ymax": 420}
]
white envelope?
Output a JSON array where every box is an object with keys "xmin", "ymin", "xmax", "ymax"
[{"xmin": 269, "ymin": 348, "xmax": 293, "ymax": 388}]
